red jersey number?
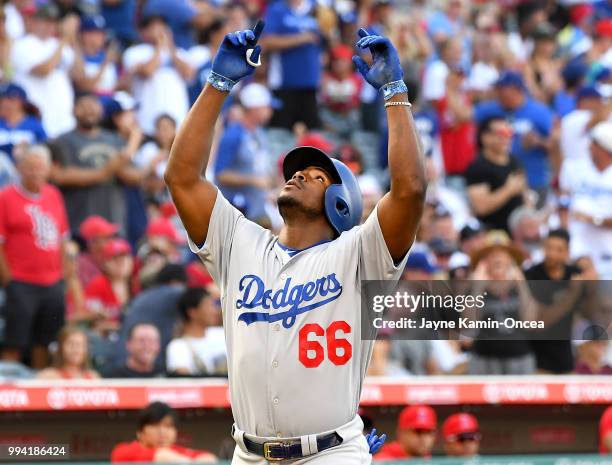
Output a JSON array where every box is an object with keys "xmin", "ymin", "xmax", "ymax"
[{"xmin": 298, "ymin": 321, "xmax": 353, "ymax": 368}]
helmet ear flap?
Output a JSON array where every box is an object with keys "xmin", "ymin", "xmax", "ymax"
[{"xmin": 336, "ymin": 198, "xmax": 349, "ymax": 217}]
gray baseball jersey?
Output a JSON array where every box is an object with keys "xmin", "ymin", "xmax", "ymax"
[{"xmin": 189, "ymin": 192, "xmax": 408, "ymax": 438}]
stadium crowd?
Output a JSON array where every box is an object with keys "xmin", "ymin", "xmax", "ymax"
[{"xmin": 0, "ymin": 0, "xmax": 610, "ymax": 378}]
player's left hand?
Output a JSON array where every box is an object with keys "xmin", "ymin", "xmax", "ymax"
[
  {"xmin": 211, "ymin": 20, "xmax": 265, "ymax": 85},
  {"xmin": 353, "ymin": 29, "xmax": 403, "ymax": 90},
  {"xmin": 365, "ymin": 428, "xmax": 387, "ymax": 454}
]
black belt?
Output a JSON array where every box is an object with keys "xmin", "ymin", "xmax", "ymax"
[{"xmin": 242, "ymin": 432, "xmax": 343, "ymax": 461}]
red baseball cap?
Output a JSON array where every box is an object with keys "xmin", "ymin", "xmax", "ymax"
[
  {"xmin": 596, "ymin": 19, "xmax": 612, "ymax": 37},
  {"xmin": 442, "ymin": 413, "xmax": 480, "ymax": 441},
  {"xmin": 297, "ymin": 133, "xmax": 335, "ymax": 154},
  {"xmin": 80, "ymin": 216, "xmax": 119, "ymax": 241},
  {"xmin": 146, "ymin": 218, "xmax": 183, "ymax": 244},
  {"xmin": 331, "ymin": 44, "xmax": 354, "ymax": 62},
  {"xmin": 102, "ymin": 238, "xmax": 131, "ymax": 260},
  {"xmin": 398, "ymin": 405, "xmax": 437, "ymax": 431}
]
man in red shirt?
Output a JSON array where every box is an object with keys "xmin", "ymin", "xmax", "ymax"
[
  {"xmin": 600, "ymin": 406, "xmax": 612, "ymax": 454},
  {"xmin": 436, "ymin": 65, "xmax": 476, "ymax": 181},
  {"xmin": 0, "ymin": 145, "xmax": 69, "ymax": 368},
  {"xmin": 375, "ymin": 405, "xmax": 437, "ymax": 460},
  {"xmin": 111, "ymin": 401, "xmax": 216, "ymax": 463},
  {"xmin": 442, "ymin": 413, "xmax": 481, "ymax": 457}
]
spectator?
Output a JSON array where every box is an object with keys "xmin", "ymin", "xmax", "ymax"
[
  {"xmin": 105, "ymin": 322, "xmax": 163, "ymax": 378},
  {"xmin": 261, "ymin": 0, "xmax": 322, "ymax": 130},
  {"xmin": 426, "ymin": 0, "xmax": 470, "ymax": 64},
  {"xmin": 507, "ymin": 2, "xmax": 547, "ymax": 63},
  {"xmin": 475, "ymin": 71, "xmax": 554, "ymax": 197},
  {"xmin": 214, "ymin": 83, "xmax": 274, "ymax": 223},
  {"xmin": 0, "ymin": 83, "xmax": 47, "ymax": 160},
  {"xmin": 72, "ymin": 15, "xmax": 119, "ymax": 97},
  {"xmin": 468, "ymin": 231, "xmax": 535, "ymax": 375},
  {"xmin": 560, "ymin": 121, "xmax": 612, "ymax": 279},
  {"xmin": 82, "ymin": 238, "xmax": 133, "ymax": 337},
  {"xmin": 508, "ymin": 206, "xmax": 544, "ymax": 264},
  {"xmin": 574, "ymin": 340, "xmax": 612, "ymax": 375},
  {"xmin": 436, "ymin": 64, "xmax": 476, "ymax": 182},
  {"xmin": 320, "ymin": 44, "xmax": 363, "ymax": 137},
  {"xmin": 554, "ymin": 61, "xmax": 589, "ymax": 118},
  {"xmin": 600, "ymin": 406, "xmax": 612, "ymax": 454},
  {"xmin": 525, "ymin": 229, "xmax": 581, "ymax": 374},
  {"xmin": 111, "ymin": 401, "xmax": 216, "ymax": 462},
  {"xmin": 375, "ymin": 405, "xmax": 437, "ymax": 460},
  {"xmin": 166, "ymin": 287, "xmax": 226, "ymax": 377},
  {"xmin": 104, "ymin": 91, "xmax": 149, "ymax": 248},
  {"xmin": 524, "ymin": 23, "xmax": 563, "ymax": 104},
  {"xmin": 37, "ymin": 326, "xmax": 100, "ymax": 379},
  {"xmin": 76, "ymin": 215, "xmax": 118, "ymax": 287},
  {"xmin": 422, "ymin": 38, "xmax": 463, "ymax": 103},
  {"xmin": 459, "ymin": 220, "xmax": 486, "ymax": 256},
  {"xmin": 136, "ymin": 218, "xmax": 184, "ymax": 290},
  {"xmin": 142, "ymin": 0, "xmax": 215, "ymax": 50},
  {"xmin": 11, "ymin": 3, "xmax": 77, "ymax": 137},
  {"xmin": 49, "ymin": 93, "xmax": 129, "ymax": 235},
  {"xmin": 118, "ymin": 264, "xmax": 188, "ymax": 365},
  {"xmin": 442, "ymin": 413, "xmax": 481, "ymax": 457},
  {"xmin": 560, "ymin": 86, "xmax": 609, "ymax": 175},
  {"xmin": 134, "ymin": 113, "xmax": 176, "ymax": 203},
  {"xmin": 0, "ymin": 145, "xmax": 69, "ymax": 368},
  {"xmin": 123, "ymin": 16, "xmax": 194, "ymax": 135},
  {"xmin": 100, "ymin": 0, "xmax": 137, "ymax": 48},
  {"xmin": 465, "ymin": 116, "xmax": 525, "ymax": 232}
]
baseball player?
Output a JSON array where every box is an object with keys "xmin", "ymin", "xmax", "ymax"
[{"xmin": 164, "ymin": 20, "xmax": 426, "ymax": 465}]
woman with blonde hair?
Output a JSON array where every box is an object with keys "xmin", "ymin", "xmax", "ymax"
[{"xmin": 37, "ymin": 326, "xmax": 100, "ymax": 379}]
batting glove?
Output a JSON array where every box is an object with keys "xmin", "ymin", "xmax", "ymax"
[
  {"xmin": 353, "ymin": 29, "xmax": 407, "ymax": 101},
  {"xmin": 365, "ymin": 428, "xmax": 387, "ymax": 454},
  {"xmin": 208, "ymin": 20, "xmax": 264, "ymax": 92}
]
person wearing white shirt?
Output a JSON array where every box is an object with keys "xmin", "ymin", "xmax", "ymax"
[
  {"xmin": 10, "ymin": 4, "xmax": 76, "ymax": 137},
  {"xmin": 560, "ymin": 121, "xmax": 612, "ymax": 279},
  {"xmin": 123, "ymin": 16, "xmax": 194, "ymax": 135},
  {"xmin": 560, "ymin": 87, "xmax": 609, "ymax": 170},
  {"xmin": 422, "ymin": 38, "xmax": 462, "ymax": 102},
  {"xmin": 166, "ymin": 287, "xmax": 227, "ymax": 376}
]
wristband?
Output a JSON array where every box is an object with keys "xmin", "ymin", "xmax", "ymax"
[
  {"xmin": 381, "ymin": 79, "xmax": 408, "ymax": 101},
  {"xmin": 207, "ymin": 71, "xmax": 237, "ymax": 93}
]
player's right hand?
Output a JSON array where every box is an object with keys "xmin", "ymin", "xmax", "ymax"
[{"xmin": 211, "ymin": 21, "xmax": 264, "ymax": 84}]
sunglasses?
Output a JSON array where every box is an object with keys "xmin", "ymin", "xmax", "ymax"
[
  {"xmin": 493, "ymin": 127, "xmax": 514, "ymax": 138},
  {"xmin": 455, "ymin": 432, "xmax": 482, "ymax": 443},
  {"xmin": 413, "ymin": 429, "xmax": 436, "ymax": 435}
]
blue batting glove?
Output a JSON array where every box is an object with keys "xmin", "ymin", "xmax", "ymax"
[
  {"xmin": 365, "ymin": 428, "xmax": 387, "ymax": 454},
  {"xmin": 208, "ymin": 20, "xmax": 264, "ymax": 92},
  {"xmin": 353, "ymin": 29, "xmax": 407, "ymax": 100}
]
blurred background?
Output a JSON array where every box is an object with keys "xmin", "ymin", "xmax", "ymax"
[{"xmin": 0, "ymin": 0, "xmax": 610, "ymax": 462}]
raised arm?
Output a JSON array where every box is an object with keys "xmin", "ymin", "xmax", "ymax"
[
  {"xmin": 353, "ymin": 30, "xmax": 427, "ymax": 261},
  {"xmin": 164, "ymin": 22, "xmax": 264, "ymax": 246}
]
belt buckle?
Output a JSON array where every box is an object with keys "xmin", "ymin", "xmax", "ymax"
[{"xmin": 263, "ymin": 441, "xmax": 287, "ymax": 462}]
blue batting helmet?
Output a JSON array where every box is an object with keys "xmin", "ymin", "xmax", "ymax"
[{"xmin": 282, "ymin": 146, "xmax": 363, "ymax": 235}]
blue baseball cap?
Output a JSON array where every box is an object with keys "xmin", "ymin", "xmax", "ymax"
[
  {"xmin": 80, "ymin": 15, "xmax": 106, "ymax": 33},
  {"xmin": 495, "ymin": 70, "xmax": 525, "ymax": 90},
  {"xmin": 405, "ymin": 251, "xmax": 439, "ymax": 274},
  {"xmin": 0, "ymin": 83, "xmax": 27, "ymax": 101},
  {"xmin": 562, "ymin": 60, "xmax": 588, "ymax": 85},
  {"xmin": 576, "ymin": 85, "xmax": 602, "ymax": 101}
]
